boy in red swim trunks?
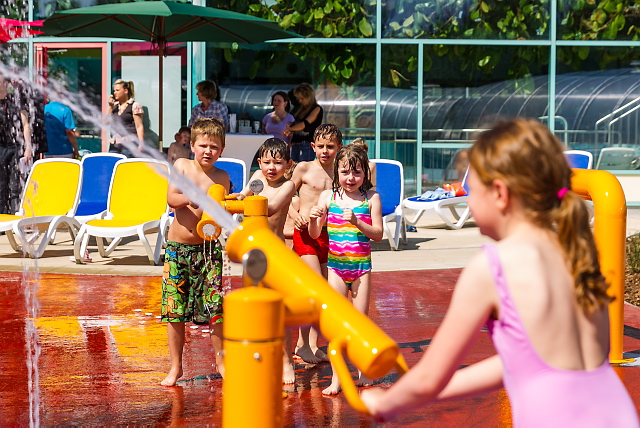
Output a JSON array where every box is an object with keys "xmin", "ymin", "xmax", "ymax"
[{"xmin": 289, "ymin": 123, "xmax": 342, "ymax": 363}]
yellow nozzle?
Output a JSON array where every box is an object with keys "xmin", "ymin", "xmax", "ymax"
[
  {"xmin": 197, "ymin": 185, "xmax": 268, "ymax": 241},
  {"xmin": 226, "ymin": 217, "xmax": 404, "ymax": 380}
]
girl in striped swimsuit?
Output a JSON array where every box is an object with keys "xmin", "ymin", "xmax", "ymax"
[{"xmin": 309, "ymin": 143, "xmax": 384, "ymax": 396}]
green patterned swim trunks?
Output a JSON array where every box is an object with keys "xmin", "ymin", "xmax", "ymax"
[{"xmin": 161, "ymin": 240, "xmax": 224, "ymax": 325}]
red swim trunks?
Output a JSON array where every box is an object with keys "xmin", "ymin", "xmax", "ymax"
[{"xmin": 293, "ymin": 227, "xmax": 329, "ymax": 264}]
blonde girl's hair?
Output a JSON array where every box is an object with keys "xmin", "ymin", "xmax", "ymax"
[
  {"xmin": 190, "ymin": 118, "xmax": 225, "ymax": 148},
  {"xmin": 114, "ymin": 79, "xmax": 135, "ymax": 99},
  {"xmin": 333, "ymin": 143, "xmax": 372, "ymax": 194},
  {"xmin": 469, "ymin": 118, "xmax": 611, "ymax": 313},
  {"xmin": 350, "ymin": 137, "xmax": 368, "ymax": 152},
  {"xmin": 292, "ymin": 83, "xmax": 317, "ymax": 121}
]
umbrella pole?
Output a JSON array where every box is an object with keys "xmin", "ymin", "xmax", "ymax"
[{"xmin": 158, "ymin": 44, "xmax": 164, "ymax": 152}]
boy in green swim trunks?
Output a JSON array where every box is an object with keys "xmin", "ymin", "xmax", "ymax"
[{"xmin": 160, "ymin": 118, "xmax": 230, "ymax": 386}]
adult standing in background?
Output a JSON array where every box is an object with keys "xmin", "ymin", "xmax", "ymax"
[
  {"xmin": 188, "ymin": 80, "xmax": 229, "ymax": 130},
  {"xmin": 108, "ymin": 79, "xmax": 144, "ymax": 157},
  {"xmin": 44, "ymin": 97, "xmax": 78, "ymax": 159},
  {"xmin": 0, "ymin": 73, "xmax": 32, "ymax": 214},
  {"xmin": 284, "ymin": 83, "xmax": 323, "ymax": 162},
  {"xmin": 261, "ymin": 91, "xmax": 295, "ymax": 143}
]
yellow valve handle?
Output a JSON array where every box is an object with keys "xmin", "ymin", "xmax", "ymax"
[
  {"xmin": 328, "ymin": 337, "xmax": 371, "ymax": 416},
  {"xmin": 328, "ymin": 338, "xmax": 409, "ymax": 415}
]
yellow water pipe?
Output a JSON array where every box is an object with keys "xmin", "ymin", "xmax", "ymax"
[
  {"xmin": 225, "ymin": 217, "xmax": 409, "ymax": 415},
  {"xmin": 196, "ymin": 184, "xmax": 268, "ymax": 241},
  {"xmin": 571, "ymin": 168, "xmax": 630, "ymax": 363},
  {"xmin": 223, "ymin": 286, "xmax": 284, "ymax": 427}
]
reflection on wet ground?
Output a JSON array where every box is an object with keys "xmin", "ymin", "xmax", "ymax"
[{"xmin": 2, "ymin": 270, "xmax": 640, "ymax": 426}]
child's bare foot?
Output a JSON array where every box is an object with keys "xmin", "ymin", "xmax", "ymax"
[
  {"xmin": 295, "ymin": 345, "xmax": 321, "ymax": 364},
  {"xmin": 357, "ymin": 372, "xmax": 373, "ymax": 387},
  {"xmin": 322, "ymin": 382, "xmax": 341, "ymax": 395},
  {"xmin": 160, "ymin": 367, "xmax": 183, "ymax": 386},
  {"xmin": 283, "ymin": 361, "xmax": 295, "ymax": 384},
  {"xmin": 314, "ymin": 348, "xmax": 329, "ymax": 362}
]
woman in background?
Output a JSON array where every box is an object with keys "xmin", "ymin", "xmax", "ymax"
[
  {"xmin": 108, "ymin": 79, "xmax": 144, "ymax": 157},
  {"xmin": 284, "ymin": 83, "xmax": 323, "ymax": 162},
  {"xmin": 262, "ymin": 91, "xmax": 295, "ymax": 144},
  {"xmin": 0, "ymin": 73, "xmax": 32, "ymax": 214},
  {"xmin": 188, "ymin": 80, "xmax": 229, "ymax": 131}
]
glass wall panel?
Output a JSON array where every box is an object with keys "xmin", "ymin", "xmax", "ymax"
[
  {"xmin": 557, "ymin": 46, "xmax": 640, "ymax": 171},
  {"xmin": 421, "ymin": 45, "xmax": 550, "ymax": 187},
  {"xmin": 383, "ymin": 0, "xmax": 550, "ymax": 40},
  {"xmin": 208, "ymin": 0, "xmax": 376, "ymax": 38},
  {"xmin": 211, "ymin": 43, "xmax": 321, "ymax": 128},
  {"xmin": 112, "ymin": 42, "xmax": 188, "ymax": 149},
  {"xmin": 47, "ymin": 47, "xmax": 103, "ymax": 152},
  {"xmin": 381, "ymin": 44, "xmax": 418, "ymax": 196},
  {"xmin": 34, "ymin": 0, "xmax": 123, "ymax": 19},
  {"xmin": 211, "ymin": 43, "xmax": 376, "ymax": 168},
  {"xmin": 557, "ymin": 1, "xmax": 640, "ymax": 42}
]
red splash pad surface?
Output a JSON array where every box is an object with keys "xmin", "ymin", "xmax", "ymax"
[{"xmin": 1, "ymin": 270, "xmax": 640, "ymax": 426}]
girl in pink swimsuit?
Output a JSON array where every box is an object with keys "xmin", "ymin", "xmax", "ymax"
[
  {"xmin": 361, "ymin": 118, "xmax": 639, "ymax": 427},
  {"xmin": 309, "ymin": 143, "xmax": 384, "ymax": 396}
]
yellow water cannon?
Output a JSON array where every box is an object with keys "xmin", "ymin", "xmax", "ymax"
[
  {"xmin": 571, "ymin": 168, "xmax": 629, "ymax": 363},
  {"xmin": 223, "ymin": 217, "xmax": 409, "ymax": 426},
  {"xmin": 196, "ymin": 183, "xmax": 268, "ymax": 240}
]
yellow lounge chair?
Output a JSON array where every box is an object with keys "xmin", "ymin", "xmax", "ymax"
[
  {"xmin": 0, "ymin": 158, "xmax": 82, "ymax": 258},
  {"xmin": 73, "ymin": 158, "xmax": 169, "ymax": 265}
]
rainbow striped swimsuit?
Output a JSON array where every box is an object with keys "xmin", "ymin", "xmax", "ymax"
[{"xmin": 327, "ymin": 192, "xmax": 372, "ymax": 287}]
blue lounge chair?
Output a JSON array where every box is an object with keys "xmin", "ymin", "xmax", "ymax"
[
  {"xmin": 75, "ymin": 153, "xmax": 127, "ymax": 223},
  {"xmin": 214, "ymin": 157, "xmax": 247, "ymax": 194},
  {"xmin": 564, "ymin": 150, "xmax": 593, "ymax": 169},
  {"xmin": 372, "ymin": 159, "xmax": 406, "ymax": 250}
]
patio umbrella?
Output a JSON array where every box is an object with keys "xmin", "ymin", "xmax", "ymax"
[{"xmin": 42, "ymin": 0, "xmax": 299, "ymax": 147}]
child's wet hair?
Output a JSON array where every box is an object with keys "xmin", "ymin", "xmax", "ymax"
[
  {"xmin": 469, "ymin": 118, "xmax": 610, "ymax": 313},
  {"xmin": 190, "ymin": 118, "xmax": 225, "ymax": 147},
  {"xmin": 178, "ymin": 126, "xmax": 190, "ymax": 134},
  {"xmin": 333, "ymin": 144, "xmax": 372, "ymax": 193},
  {"xmin": 257, "ymin": 137, "xmax": 291, "ymax": 162},
  {"xmin": 314, "ymin": 123, "xmax": 343, "ymax": 146}
]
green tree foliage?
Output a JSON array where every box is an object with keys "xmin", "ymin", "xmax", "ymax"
[
  {"xmin": 215, "ymin": 0, "xmax": 640, "ymax": 88},
  {"xmin": 211, "ymin": 0, "xmax": 376, "ymax": 86}
]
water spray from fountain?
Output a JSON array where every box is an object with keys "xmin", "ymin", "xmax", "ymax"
[{"xmin": 0, "ymin": 56, "xmax": 238, "ymax": 427}]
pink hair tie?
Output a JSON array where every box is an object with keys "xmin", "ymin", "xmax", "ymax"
[{"xmin": 557, "ymin": 187, "xmax": 569, "ymax": 200}]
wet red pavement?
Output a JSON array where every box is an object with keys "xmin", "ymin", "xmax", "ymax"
[{"xmin": 2, "ymin": 269, "xmax": 640, "ymax": 426}]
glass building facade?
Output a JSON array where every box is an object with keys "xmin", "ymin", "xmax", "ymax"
[{"xmin": 9, "ymin": 0, "xmax": 640, "ymax": 196}]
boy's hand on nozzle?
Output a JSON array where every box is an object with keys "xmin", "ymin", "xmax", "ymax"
[
  {"xmin": 229, "ymin": 193, "xmax": 245, "ymax": 201},
  {"xmin": 309, "ymin": 205, "xmax": 325, "ymax": 219}
]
